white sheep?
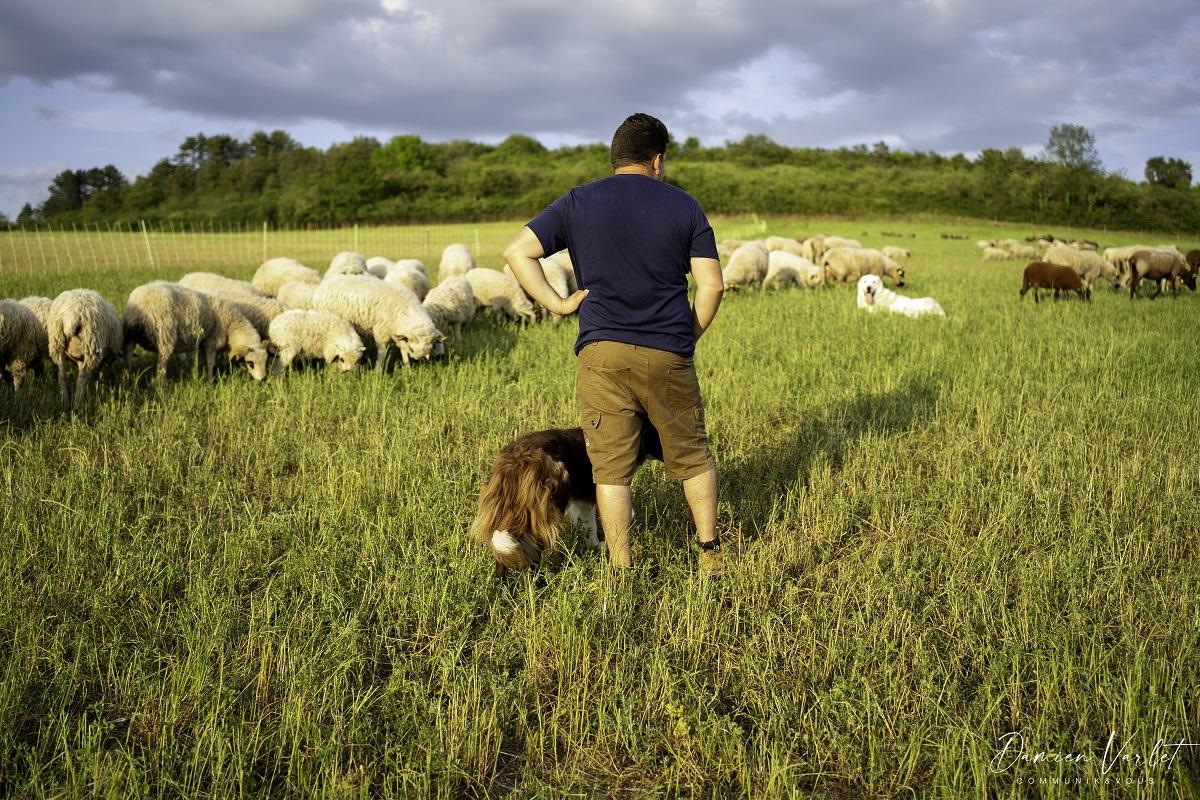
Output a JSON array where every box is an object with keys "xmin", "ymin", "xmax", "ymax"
[
  {"xmin": 822, "ymin": 247, "xmax": 905, "ymax": 285},
  {"xmin": 277, "ymin": 281, "xmax": 317, "ymax": 310},
  {"xmin": 17, "ymin": 295, "xmax": 52, "ymax": 371},
  {"xmin": 981, "ymin": 247, "xmax": 1011, "ymax": 262},
  {"xmin": 1, "ymin": 299, "xmax": 47, "ymax": 392},
  {"xmin": 764, "ymin": 251, "xmax": 822, "ymax": 289},
  {"xmin": 18, "ymin": 296, "xmax": 53, "ymax": 329},
  {"xmin": 123, "ymin": 282, "xmax": 268, "ymax": 384},
  {"xmin": 384, "ymin": 262, "xmax": 431, "ymax": 300},
  {"xmin": 975, "ymin": 240, "xmax": 996, "ymax": 249},
  {"xmin": 46, "ymin": 289, "xmax": 123, "ymax": 409},
  {"xmin": 542, "ymin": 251, "xmax": 577, "ymax": 292},
  {"xmin": 716, "ymin": 239, "xmax": 745, "ymax": 261},
  {"xmin": 1044, "ymin": 244, "xmax": 1118, "ymax": 289},
  {"xmin": 178, "ymin": 271, "xmax": 285, "ymax": 338},
  {"xmin": 463, "ymin": 268, "xmax": 538, "ymax": 324},
  {"xmin": 1005, "ymin": 243, "xmax": 1039, "ymax": 260},
  {"xmin": 392, "ymin": 258, "xmax": 429, "ymax": 279},
  {"xmin": 268, "ymin": 310, "xmax": 365, "ymax": 374},
  {"xmin": 1103, "ymin": 244, "xmax": 1182, "ymax": 276},
  {"xmin": 504, "ymin": 260, "xmax": 569, "ymax": 321},
  {"xmin": 439, "ymin": 243, "xmax": 476, "ymax": 281},
  {"xmin": 821, "ymin": 235, "xmax": 862, "ymax": 253},
  {"xmin": 327, "ymin": 251, "xmax": 369, "ymax": 278},
  {"xmin": 312, "ymin": 275, "xmax": 445, "ymax": 369},
  {"xmin": 365, "ymin": 256, "xmax": 395, "ymax": 279},
  {"xmin": 881, "ymin": 246, "xmax": 911, "ymax": 260},
  {"xmin": 252, "ymin": 258, "xmax": 321, "ymax": 296},
  {"xmin": 722, "ymin": 243, "xmax": 768, "ymax": 290},
  {"xmin": 422, "ymin": 276, "xmax": 477, "ymax": 338}
]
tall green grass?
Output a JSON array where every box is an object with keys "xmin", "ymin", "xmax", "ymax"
[{"xmin": 1, "ymin": 219, "xmax": 1198, "ymax": 797}]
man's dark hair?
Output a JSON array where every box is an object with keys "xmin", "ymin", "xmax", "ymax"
[{"xmin": 611, "ymin": 113, "xmax": 669, "ymax": 169}]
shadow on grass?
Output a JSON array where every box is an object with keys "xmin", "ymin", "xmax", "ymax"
[{"xmin": 638, "ymin": 373, "xmax": 943, "ymax": 549}]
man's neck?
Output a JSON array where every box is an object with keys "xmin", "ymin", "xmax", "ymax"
[{"xmin": 614, "ymin": 164, "xmax": 656, "ymax": 178}]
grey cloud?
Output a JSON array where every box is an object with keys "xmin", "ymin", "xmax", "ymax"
[{"xmin": 0, "ymin": 0, "xmax": 1196, "ymax": 174}]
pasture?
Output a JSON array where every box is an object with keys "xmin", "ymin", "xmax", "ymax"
[{"xmin": 1, "ymin": 217, "xmax": 1198, "ymax": 798}]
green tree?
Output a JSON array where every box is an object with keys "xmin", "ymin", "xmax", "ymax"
[
  {"xmin": 1044, "ymin": 124, "xmax": 1101, "ymax": 171},
  {"xmin": 16, "ymin": 203, "xmax": 35, "ymax": 226},
  {"xmin": 1144, "ymin": 156, "xmax": 1192, "ymax": 189}
]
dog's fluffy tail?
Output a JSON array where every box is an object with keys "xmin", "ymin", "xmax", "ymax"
[{"xmin": 470, "ymin": 445, "xmax": 568, "ymax": 569}]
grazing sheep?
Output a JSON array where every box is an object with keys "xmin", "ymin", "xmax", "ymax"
[
  {"xmin": 277, "ymin": 280, "xmax": 316, "ymax": 310},
  {"xmin": 822, "ymin": 235, "xmax": 862, "ymax": 251},
  {"xmin": 365, "ymin": 256, "xmax": 395, "ymax": 279},
  {"xmin": 881, "ymin": 246, "xmax": 911, "ymax": 260},
  {"xmin": 856, "ymin": 275, "xmax": 945, "ymax": 318},
  {"xmin": 1103, "ymin": 244, "xmax": 1182, "ymax": 276},
  {"xmin": 542, "ymin": 251, "xmax": 577, "ymax": 293},
  {"xmin": 504, "ymin": 259, "xmax": 569, "ymax": 320},
  {"xmin": 252, "ymin": 258, "xmax": 321, "ymax": 296},
  {"xmin": 982, "ymin": 247, "xmax": 1011, "ymax": 262},
  {"xmin": 1069, "ymin": 239, "xmax": 1099, "ymax": 251},
  {"xmin": 268, "ymin": 310, "xmax": 365, "ymax": 373},
  {"xmin": 383, "ymin": 262, "xmax": 432, "ymax": 300},
  {"xmin": 1005, "ymin": 244, "xmax": 1039, "ymax": 260},
  {"xmin": 764, "ymin": 251, "xmax": 822, "ymax": 289},
  {"xmin": 47, "ymin": 289, "xmax": 123, "ymax": 409},
  {"xmin": 716, "ymin": 239, "xmax": 746, "ymax": 261},
  {"xmin": 463, "ymin": 268, "xmax": 538, "ymax": 324},
  {"xmin": 722, "ymin": 243, "xmax": 769, "ymax": 290},
  {"xmin": 123, "ymin": 282, "xmax": 268, "ymax": 384},
  {"xmin": 1128, "ymin": 250, "xmax": 1195, "ymax": 298},
  {"xmin": 976, "ymin": 240, "xmax": 996, "ymax": 249},
  {"xmin": 178, "ymin": 271, "xmax": 285, "ymax": 338},
  {"xmin": 764, "ymin": 236, "xmax": 797, "ymax": 251},
  {"xmin": 1044, "ymin": 244, "xmax": 1118, "ymax": 289},
  {"xmin": 312, "ymin": 275, "xmax": 445, "ymax": 369},
  {"xmin": 422, "ymin": 276, "xmax": 477, "ymax": 338},
  {"xmin": 327, "ymin": 251, "xmax": 369, "ymax": 278},
  {"xmin": 18, "ymin": 296, "xmax": 52, "ymax": 330},
  {"xmin": 439, "ymin": 243, "xmax": 476, "ymax": 281},
  {"xmin": 1, "ymin": 299, "xmax": 47, "ymax": 392},
  {"xmin": 391, "ymin": 258, "xmax": 429, "ymax": 279},
  {"xmin": 1020, "ymin": 262, "xmax": 1090, "ymax": 303},
  {"xmin": 822, "ymin": 247, "xmax": 905, "ymax": 285}
]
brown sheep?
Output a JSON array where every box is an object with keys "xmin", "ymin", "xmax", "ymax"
[
  {"xmin": 1020, "ymin": 261, "xmax": 1090, "ymax": 303},
  {"xmin": 1128, "ymin": 250, "xmax": 1195, "ymax": 298}
]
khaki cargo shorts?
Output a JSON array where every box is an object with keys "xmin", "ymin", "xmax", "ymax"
[{"xmin": 578, "ymin": 340, "xmax": 715, "ymax": 485}]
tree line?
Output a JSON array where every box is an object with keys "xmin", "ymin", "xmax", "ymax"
[{"xmin": 8, "ymin": 124, "xmax": 1198, "ymax": 233}]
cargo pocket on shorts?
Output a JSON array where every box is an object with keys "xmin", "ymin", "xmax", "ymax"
[{"xmin": 581, "ymin": 365, "xmax": 632, "ymax": 414}]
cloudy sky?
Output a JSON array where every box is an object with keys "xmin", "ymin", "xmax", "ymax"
[{"xmin": 2, "ymin": 0, "xmax": 1198, "ymax": 217}]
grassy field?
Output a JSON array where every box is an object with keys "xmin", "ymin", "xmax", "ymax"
[{"xmin": 1, "ymin": 217, "xmax": 1198, "ymax": 798}]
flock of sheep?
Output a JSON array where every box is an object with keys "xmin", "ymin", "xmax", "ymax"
[
  {"xmin": 0, "ymin": 243, "xmax": 574, "ymax": 410},
  {"xmin": 3, "ymin": 230, "xmax": 1198, "ymax": 411},
  {"xmin": 976, "ymin": 235, "xmax": 1200, "ymax": 296},
  {"xmin": 717, "ymin": 234, "xmax": 912, "ymax": 291}
]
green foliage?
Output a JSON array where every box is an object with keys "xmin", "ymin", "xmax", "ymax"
[
  {"xmin": 1044, "ymin": 123, "xmax": 1101, "ymax": 171},
  {"xmin": 23, "ymin": 128, "xmax": 1200, "ymax": 233},
  {"xmin": 1144, "ymin": 156, "xmax": 1193, "ymax": 189}
]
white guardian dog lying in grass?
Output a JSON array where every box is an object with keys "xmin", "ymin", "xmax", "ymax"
[{"xmin": 856, "ymin": 275, "xmax": 946, "ymax": 318}]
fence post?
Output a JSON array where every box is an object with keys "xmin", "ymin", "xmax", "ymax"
[
  {"xmin": 35, "ymin": 224, "xmax": 49, "ymax": 270},
  {"xmin": 139, "ymin": 219, "xmax": 155, "ymax": 269}
]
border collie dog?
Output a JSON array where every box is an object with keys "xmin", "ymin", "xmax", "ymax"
[{"xmin": 471, "ymin": 425, "xmax": 662, "ymax": 572}]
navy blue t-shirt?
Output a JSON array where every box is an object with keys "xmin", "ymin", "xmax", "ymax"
[{"xmin": 526, "ymin": 174, "xmax": 718, "ymax": 357}]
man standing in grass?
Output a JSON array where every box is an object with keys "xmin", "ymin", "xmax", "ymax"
[{"xmin": 503, "ymin": 112, "xmax": 726, "ymax": 574}]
